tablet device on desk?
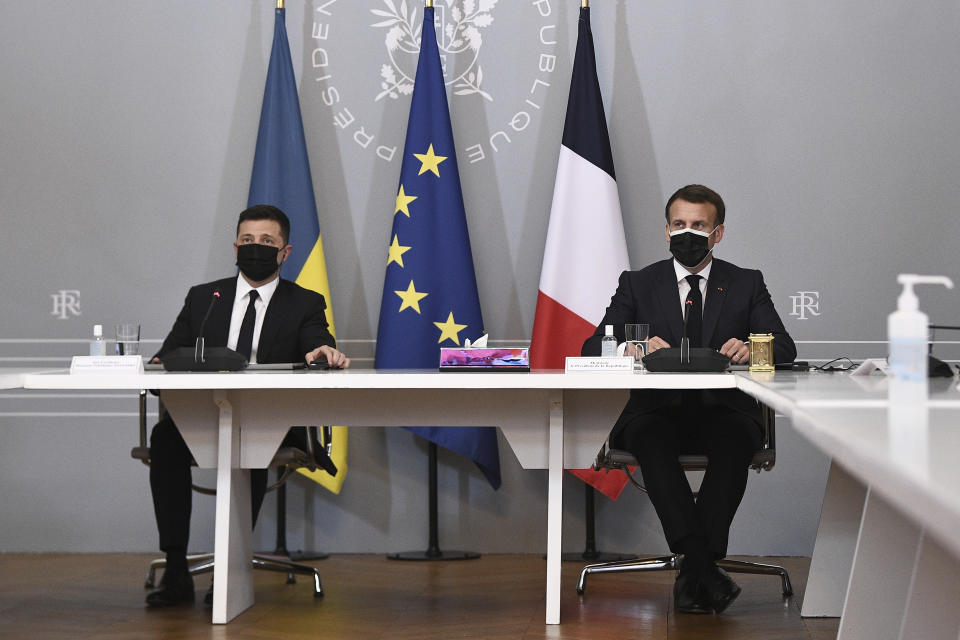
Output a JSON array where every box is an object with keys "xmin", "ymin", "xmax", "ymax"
[{"xmin": 246, "ymin": 362, "xmax": 304, "ymax": 370}]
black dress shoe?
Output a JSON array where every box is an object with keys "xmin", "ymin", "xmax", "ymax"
[
  {"xmin": 145, "ymin": 568, "xmax": 194, "ymax": 608},
  {"xmin": 699, "ymin": 565, "xmax": 741, "ymax": 613},
  {"xmin": 673, "ymin": 569, "xmax": 712, "ymax": 614}
]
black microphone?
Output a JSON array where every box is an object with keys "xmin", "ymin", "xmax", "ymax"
[
  {"xmin": 162, "ymin": 289, "xmax": 246, "ymax": 371},
  {"xmin": 194, "ymin": 289, "xmax": 222, "ymax": 362},
  {"xmin": 680, "ymin": 299, "xmax": 693, "ymax": 363}
]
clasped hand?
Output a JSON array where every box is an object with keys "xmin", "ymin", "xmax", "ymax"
[{"xmin": 645, "ymin": 336, "xmax": 749, "ymax": 363}]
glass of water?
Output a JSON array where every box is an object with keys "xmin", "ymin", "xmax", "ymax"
[
  {"xmin": 115, "ymin": 323, "xmax": 141, "ymax": 356},
  {"xmin": 625, "ymin": 323, "xmax": 650, "ymax": 370}
]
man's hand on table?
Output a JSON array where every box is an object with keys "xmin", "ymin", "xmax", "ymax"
[
  {"xmin": 306, "ymin": 345, "xmax": 350, "ymax": 369},
  {"xmin": 647, "ymin": 336, "xmax": 671, "ymax": 354},
  {"xmin": 644, "ymin": 336, "xmax": 750, "ymax": 364},
  {"xmin": 719, "ymin": 338, "xmax": 749, "ymax": 364}
]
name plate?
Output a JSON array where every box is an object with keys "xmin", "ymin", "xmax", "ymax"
[
  {"xmin": 565, "ymin": 356, "xmax": 634, "ymax": 373},
  {"xmin": 70, "ymin": 355, "xmax": 145, "ymax": 375}
]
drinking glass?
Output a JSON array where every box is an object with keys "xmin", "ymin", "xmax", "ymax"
[
  {"xmin": 115, "ymin": 323, "xmax": 141, "ymax": 356},
  {"xmin": 625, "ymin": 323, "xmax": 650, "ymax": 370}
]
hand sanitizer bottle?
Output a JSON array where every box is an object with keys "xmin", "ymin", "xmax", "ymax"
[
  {"xmin": 888, "ymin": 274, "xmax": 953, "ymax": 382},
  {"xmin": 600, "ymin": 324, "xmax": 617, "ymax": 357},
  {"xmin": 89, "ymin": 324, "xmax": 106, "ymax": 356}
]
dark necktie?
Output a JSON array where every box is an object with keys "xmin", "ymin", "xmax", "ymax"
[
  {"xmin": 684, "ymin": 275, "xmax": 703, "ymax": 348},
  {"xmin": 236, "ymin": 290, "xmax": 259, "ymax": 360}
]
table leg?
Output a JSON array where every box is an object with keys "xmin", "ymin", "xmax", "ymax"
[
  {"xmin": 837, "ymin": 488, "xmax": 920, "ymax": 639},
  {"xmin": 898, "ymin": 532, "xmax": 960, "ymax": 638},
  {"xmin": 211, "ymin": 391, "xmax": 254, "ymax": 624},
  {"xmin": 545, "ymin": 391, "xmax": 563, "ymax": 625},
  {"xmin": 802, "ymin": 462, "xmax": 866, "ymax": 617}
]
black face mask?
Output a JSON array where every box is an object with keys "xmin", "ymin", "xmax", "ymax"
[
  {"xmin": 236, "ymin": 243, "xmax": 281, "ymax": 282},
  {"xmin": 669, "ymin": 228, "xmax": 717, "ymax": 269}
]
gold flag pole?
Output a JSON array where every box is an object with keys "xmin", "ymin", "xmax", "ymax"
[
  {"xmin": 582, "ymin": 0, "xmax": 589, "ymax": 7},
  {"xmin": 425, "ymin": 0, "xmax": 433, "ymax": 7},
  {"xmin": 277, "ymin": 0, "xmax": 284, "ymax": 9}
]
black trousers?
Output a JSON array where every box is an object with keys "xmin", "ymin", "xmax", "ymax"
[
  {"xmin": 613, "ymin": 393, "xmax": 762, "ymax": 559},
  {"xmin": 149, "ymin": 415, "xmax": 307, "ymax": 557}
]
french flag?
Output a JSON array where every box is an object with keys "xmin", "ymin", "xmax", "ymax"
[{"xmin": 529, "ymin": 4, "xmax": 631, "ymax": 500}]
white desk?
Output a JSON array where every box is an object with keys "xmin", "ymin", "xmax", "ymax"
[
  {"xmin": 22, "ymin": 368, "xmax": 734, "ymax": 624},
  {"xmin": 19, "ymin": 367, "xmax": 960, "ymax": 634},
  {"xmin": 790, "ymin": 403, "xmax": 960, "ymax": 639},
  {"xmin": 0, "ymin": 368, "xmax": 57, "ymax": 389},
  {"xmin": 738, "ymin": 371, "xmax": 960, "ymax": 638}
]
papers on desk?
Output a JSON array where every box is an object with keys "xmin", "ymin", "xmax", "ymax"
[
  {"xmin": 565, "ymin": 356, "xmax": 634, "ymax": 373},
  {"xmin": 850, "ymin": 358, "xmax": 891, "ymax": 376},
  {"xmin": 70, "ymin": 355, "xmax": 144, "ymax": 375}
]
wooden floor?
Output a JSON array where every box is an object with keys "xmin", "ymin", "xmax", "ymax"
[{"xmin": 0, "ymin": 553, "xmax": 839, "ymax": 639}]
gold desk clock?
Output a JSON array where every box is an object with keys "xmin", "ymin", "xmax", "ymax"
[{"xmin": 748, "ymin": 333, "xmax": 775, "ymax": 372}]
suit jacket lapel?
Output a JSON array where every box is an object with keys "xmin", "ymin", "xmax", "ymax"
[
  {"xmin": 256, "ymin": 279, "xmax": 287, "ymax": 363},
  {"xmin": 702, "ymin": 260, "xmax": 729, "ymax": 347},
  {"xmin": 654, "ymin": 260, "xmax": 684, "ymax": 346}
]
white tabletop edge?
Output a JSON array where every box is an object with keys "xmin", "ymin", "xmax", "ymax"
[{"xmin": 21, "ymin": 369, "xmax": 738, "ymax": 391}]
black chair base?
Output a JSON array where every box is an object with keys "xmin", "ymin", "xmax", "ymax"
[
  {"xmin": 145, "ymin": 553, "xmax": 324, "ymax": 597},
  {"xmin": 575, "ymin": 553, "xmax": 793, "ymax": 597}
]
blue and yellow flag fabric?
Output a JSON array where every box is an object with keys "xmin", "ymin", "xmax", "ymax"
[
  {"xmin": 249, "ymin": 5, "xmax": 347, "ymax": 494},
  {"xmin": 374, "ymin": 6, "xmax": 500, "ymax": 490}
]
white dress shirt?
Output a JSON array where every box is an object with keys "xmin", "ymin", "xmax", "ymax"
[
  {"xmin": 227, "ymin": 275, "xmax": 280, "ymax": 364},
  {"xmin": 673, "ymin": 258, "xmax": 712, "ymax": 318}
]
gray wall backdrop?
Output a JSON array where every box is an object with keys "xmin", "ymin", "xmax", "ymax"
[{"xmin": 1, "ymin": 1, "xmax": 958, "ymax": 556}]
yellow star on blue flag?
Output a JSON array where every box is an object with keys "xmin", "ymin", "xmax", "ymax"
[
  {"xmin": 414, "ymin": 144, "xmax": 447, "ymax": 177},
  {"xmin": 374, "ymin": 5, "xmax": 500, "ymax": 490}
]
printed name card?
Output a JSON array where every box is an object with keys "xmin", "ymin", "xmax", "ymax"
[
  {"xmin": 70, "ymin": 355, "xmax": 145, "ymax": 375},
  {"xmin": 565, "ymin": 356, "xmax": 634, "ymax": 373}
]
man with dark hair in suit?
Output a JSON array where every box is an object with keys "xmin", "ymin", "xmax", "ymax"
[
  {"xmin": 146, "ymin": 204, "xmax": 350, "ymax": 607},
  {"xmin": 583, "ymin": 184, "xmax": 796, "ymax": 614}
]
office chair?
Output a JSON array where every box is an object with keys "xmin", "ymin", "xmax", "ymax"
[
  {"xmin": 576, "ymin": 403, "xmax": 793, "ymax": 598},
  {"xmin": 132, "ymin": 390, "xmax": 325, "ymax": 597}
]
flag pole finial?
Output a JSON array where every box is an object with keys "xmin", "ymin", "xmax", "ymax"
[
  {"xmin": 277, "ymin": 0, "xmax": 283, "ymax": 9},
  {"xmin": 582, "ymin": 0, "xmax": 589, "ymax": 7},
  {"xmin": 425, "ymin": 0, "xmax": 433, "ymax": 7}
]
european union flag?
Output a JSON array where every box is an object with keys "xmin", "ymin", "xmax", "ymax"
[{"xmin": 374, "ymin": 5, "xmax": 500, "ymax": 490}]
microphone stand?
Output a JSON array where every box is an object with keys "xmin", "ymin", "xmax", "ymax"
[{"xmin": 194, "ymin": 291, "xmax": 221, "ymax": 364}]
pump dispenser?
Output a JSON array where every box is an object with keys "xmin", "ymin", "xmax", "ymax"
[{"xmin": 888, "ymin": 274, "xmax": 953, "ymax": 382}]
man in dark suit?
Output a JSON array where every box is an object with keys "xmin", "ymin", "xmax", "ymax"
[
  {"xmin": 583, "ymin": 185, "xmax": 796, "ymax": 614},
  {"xmin": 146, "ymin": 204, "xmax": 350, "ymax": 607}
]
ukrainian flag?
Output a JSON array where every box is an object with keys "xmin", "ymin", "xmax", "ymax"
[{"xmin": 248, "ymin": 3, "xmax": 347, "ymax": 494}]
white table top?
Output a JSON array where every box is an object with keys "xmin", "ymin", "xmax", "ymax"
[
  {"xmin": 0, "ymin": 368, "xmax": 60, "ymax": 390},
  {"xmin": 20, "ymin": 368, "xmax": 738, "ymax": 391},
  {"xmin": 735, "ymin": 370, "xmax": 960, "ymax": 414}
]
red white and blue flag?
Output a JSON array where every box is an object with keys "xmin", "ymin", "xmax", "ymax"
[{"xmin": 529, "ymin": 4, "xmax": 631, "ymax": 500}]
